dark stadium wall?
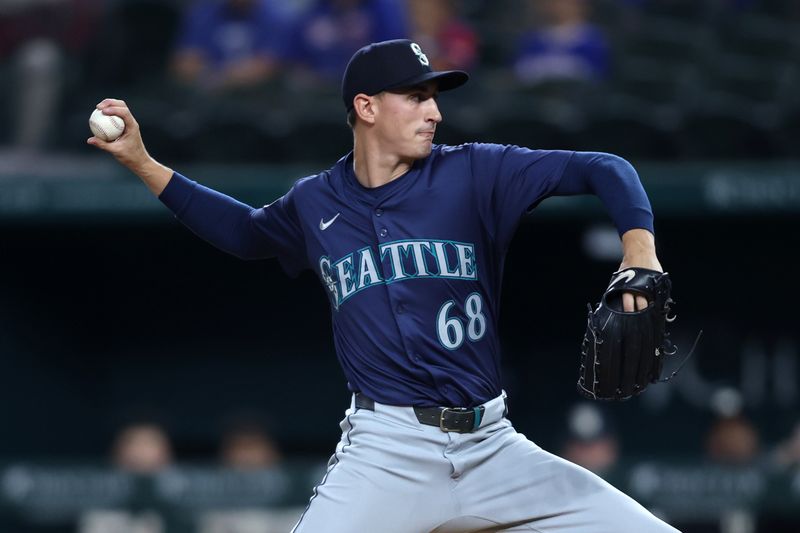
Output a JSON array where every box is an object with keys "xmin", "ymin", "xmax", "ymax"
[{"xmin": 0, "ymin": 214, "xmax": 796, "ymax": 459}]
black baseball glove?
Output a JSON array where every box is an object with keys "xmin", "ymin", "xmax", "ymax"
[{"xmin": 577, "ymin": 267, "xmax": 678, "ymax": 401}]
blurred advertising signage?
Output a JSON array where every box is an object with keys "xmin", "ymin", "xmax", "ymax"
[{"xmin": 705, "ymin": 171, "xmax": 800, "ymax": 211}]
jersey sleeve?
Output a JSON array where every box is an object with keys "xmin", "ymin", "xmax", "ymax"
[
  {"xmin": 558, "ymin": 151, "xmax": 654, "ymax": 236},
  {"xmin": 467, "ymin": 143, "xmax": 653, "ymax": 249},
  {"xmin": 159, "ymin": 172, "xmax": 308, "ymax": 276},
  {"xmin": 468, "ymin": 143, "xmax": 573, "ymax": 249}
]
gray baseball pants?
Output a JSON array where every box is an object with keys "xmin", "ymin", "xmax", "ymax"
[{"xmin": 291, "ymin": 392, "xmax": 679, "ymax": 533}]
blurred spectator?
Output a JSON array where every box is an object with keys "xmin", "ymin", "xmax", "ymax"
[
  {"xmin": 220, "ymin": 421, "xmax": 282, "ymax": 470},
  {"xmin": 702, "ymin": 397, "xmax": 763, "ymax": 533},
  {"xmin": 770, "ymin": 421, "xmax": 800, "ymax": 469},
  {"xmin": 620, "ymin": 0, "xmax": 758, "ymax": 15},
  {"xmin": 513, "ymin": 0, "xmax": 610, "ymax": 85},
  {"xmin": 558, "ymin": 403, "xmax": 619, "ymax": 475},
  {"xmin": 80, "ymin": 510, "xmax": 164, "ymax": 533},
  {"xmin": 704, "ymin": 389, "xmax": 761, "ymax": 466},
  {"xmin": 407, "ymin": 0, "xmax": 478, "ymax": 71},
  {"xmin": 705, "ymin": 415, "xmax": 761, "ymax": 465},
  {"xmin": 170, "ymin": 0, "xmax": 289, "ymax": 92},
  {"xmin": 0, "ymin": 0, "xmax": 99, "ymax": 150},
  {"xmin": 111, "ymin": 422, "xmax": 173, "ymax": 473},
  {"xmin": 79, "ymin": 422, "xmax": 173, "ymax": 533},
  {"xmin": 287, "ymin": 0, "xmax": 409, "ymax": 83},
  {"xmin": 194, "ymin": 420, "xmax": 288, "ymax": 532}
]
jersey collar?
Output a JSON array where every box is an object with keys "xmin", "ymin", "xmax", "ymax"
[{"xmin": 339, "ymin": 151, "xmax": 426, "ymax": 206}]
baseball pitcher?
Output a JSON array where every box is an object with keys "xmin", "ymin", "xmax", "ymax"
[{"xmin": 90, "ymin": 39, "xmax": 680, "ymax": 532}]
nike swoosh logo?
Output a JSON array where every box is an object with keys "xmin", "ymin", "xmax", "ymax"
[
  {"xmin": 319, "ymin": 213, "xmax": 340, "ymax": 231},
  {"xmin": 609, "ymin": 269, "xmax": 636, "ymax": 288}
]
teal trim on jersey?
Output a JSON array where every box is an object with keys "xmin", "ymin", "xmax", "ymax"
[
  {"xmin": 425, "ymin": 238, "xmax": 478, "ymax": 281},
  {"xmin": 464, "ymin": 292, "xmax": 487, "ymax": 342},
  {"xmin": 318, "ymin": 238, "xmax": 480, "ymax": 308},
  {"xmin": 458, "ymin": 244, "xmax": 478, "ymax": 279},
  {"xmin": 318, "ymin": 255, "xmax": 340, "ymax": 311},
  {"xmin": 436, "ymin": 299, "xmax": 465, "ymax": 351},
  {"xmin": 330, "ymin": 246, "xmax": 385, "ymax": 306},
  {"xmin": 332, "ymin": 253, "xmax": 359, "ymax": 301},
  {"xmin": 379, "ymin": 238, "xmax": 479, "ymax": 283},
  {"xmin": 354, "ymin": 246, "xmax": 381, "ymax": 290},
  {"xmin": 398, "ymin": 240, "xmax": 435, "ymax": 277},
  {"xmin": 381, "ymin": 273, "xmax": 478, "ymax": 286},
  {"xmin": 436, "ymin": 292, "xmax": 488, "ymax": 351},
  {"xmin": 338, "ymin": 271, "xmax": 483, "ymax": 306},
  {"xmin": 379, "ymin": 241, "xmax": 413, "ymax": 281}
]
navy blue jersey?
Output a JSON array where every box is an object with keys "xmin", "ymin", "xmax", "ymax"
[{"xmin": 160, "ymin": 143, "xmax": 653, "ymax": 407}]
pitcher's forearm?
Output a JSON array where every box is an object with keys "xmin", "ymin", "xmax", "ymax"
[
  {"xmin": 620, "ymin": 228, "xmax": 662, "ymax": 271},
  {"xmin": 134, "ymin": 156, "xmax": 174, "ymax": 197}
]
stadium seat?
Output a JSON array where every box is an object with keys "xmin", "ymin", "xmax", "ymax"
[
  {"xmin": 574, "ymin": 113, "xmax": 679, "ymax": 160},
  {"xmin": 617, "ymin": 16, "xmax": 716, "ymax": 66},
  {"xmin": 0, "ymin": 60, "xmax": 15, "ymax": 145},
  {"xmin": 468, "ymin": 0, "xmax": 528, "ymax": 67},
  {"xmin": 634, "ymin": 0, "xmax": 710, "ymax": 21},
  {"xmin": 702, "ymin": 54, "xmax": 795, "ymax": 108},
  {"xmin": 433, "ymin": 118, "xmax": 476, "ymax": 147},
  {"xmin": 187, "ymin": 109, "xmax": 288, "ymax": 164},
  {"xmin": 283, "ymin": 117, "xmax": 353, "ymax": 165},
  {"xmin": 483, "ymin": 107, "xmax": 582, "ymax": 152},
  {"xmin": 754, "ymin": 0, "xmax": 800, "ymax": 18},
  {"xmin": 609, "ymin": 56, "xmax": 698, "ymax": 106},
  {"xmin": 677, "ymin": 106, "xmax": 779, "ymax": 159},
  {"xmin": 774, "ymin": 110, "xmax": 800, "ymax": 157},
  {"xmin": 83, "ymin": 0, "xmax": 180, "ymax": 92},
  {"xmin": 718, "ymin": 14, "xmax": 800, "ymax": 61}
]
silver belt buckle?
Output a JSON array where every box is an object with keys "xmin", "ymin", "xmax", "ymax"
[
  {"xmin": 439, "ymin": 407, "xmax": 474, "ymax": 432},
  {"xmin": 439, "ymin": 408, "xmax": 457, "ymax": 432}
]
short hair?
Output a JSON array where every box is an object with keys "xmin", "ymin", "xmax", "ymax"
[{"xmin": 346, "ymin": 108, "xmax": 356, "ymax": 129}]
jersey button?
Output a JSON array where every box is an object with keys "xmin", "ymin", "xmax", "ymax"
[
  {"xmin": 396, "ymin": 304, "xmax": 405, "ymax": 314},
  {"xmin": 414, "ymin": 353, "xmax": 422, "ymax": 362},
  {"xmin": 379, "ymin": 228, "xmax": 388, "ymax": 238},
  {"xmin": 375, "ymin": 208, "xmax": 383, "ymax": 217}
]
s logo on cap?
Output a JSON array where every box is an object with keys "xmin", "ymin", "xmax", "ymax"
[
  {"xmin": 342, "ymin": 39, "xmax": 467, "ymax": 111},
  {"xmin": 410, "ymin": 43, "xmax": 429, "ymax": 67}
]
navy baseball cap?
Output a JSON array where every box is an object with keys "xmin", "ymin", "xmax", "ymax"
[{"xmin": 342, "ymin": 39, "xmax": 469, "ymax": 111}]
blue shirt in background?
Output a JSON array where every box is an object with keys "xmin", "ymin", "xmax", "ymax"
[
  {"xmin": 289, "ymin": 0, "xmax": 409, "ymax": 80},
  {"xmin": 175, "ymin": 0, "xmax": 290, "ymax": 68},
  {"xmin": 514, "ymin": 23, "xmax": 610, "ymax": 84}
]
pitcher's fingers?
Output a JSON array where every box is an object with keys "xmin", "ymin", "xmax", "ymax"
[
  {"xmin": 100, "ymin": 105, "xmax": 136, "ymax": 129},
  {"xmin": 635, "ymin": 295, "xmax": 648, "ymax": 311},
  {"xmin": 87, "ymin": 136, "xmax": 113, "ymax": 151},
  {"xmin": 622, "ymin": 292, "xmax": 635, "ymax": 312},
  {"xmin": 97, "ymin": 98, "xmax": 127, "ymax": 109}
]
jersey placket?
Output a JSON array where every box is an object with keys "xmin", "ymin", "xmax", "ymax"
[
  {"xmin": 370, "ymin": 200, "xmax": 422, "ymax": 370},
  {"xmin": 342, "ymin": 157, "xmax": 427, "ymax": 373}
]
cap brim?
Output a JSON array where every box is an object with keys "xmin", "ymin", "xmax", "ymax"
[{"xmin": 383, "ymin": 70, "xmax": 469, "ymax": 94}]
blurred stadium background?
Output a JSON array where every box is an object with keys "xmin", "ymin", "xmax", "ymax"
[{"xmin": 1, "ymin": 0, "xmax": 799, "ymax": 532}]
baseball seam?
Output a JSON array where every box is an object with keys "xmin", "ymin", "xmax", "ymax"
[
  {"xmin": 91, "ymin": 117, "xmax": 123, "ymax": 141},
  {"xmin": 90, "ymin": 120, "xmax": 110, "ymax": 141}
]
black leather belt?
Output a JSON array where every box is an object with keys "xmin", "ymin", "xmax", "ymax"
[{"xmin": 354, "ymin": 393, "xmax": 486, "ymax": 433}]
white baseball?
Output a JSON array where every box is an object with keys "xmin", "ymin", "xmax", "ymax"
[{"xmin": 89, "ymin": 108, "xmax": 125, "ymax": 141}]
